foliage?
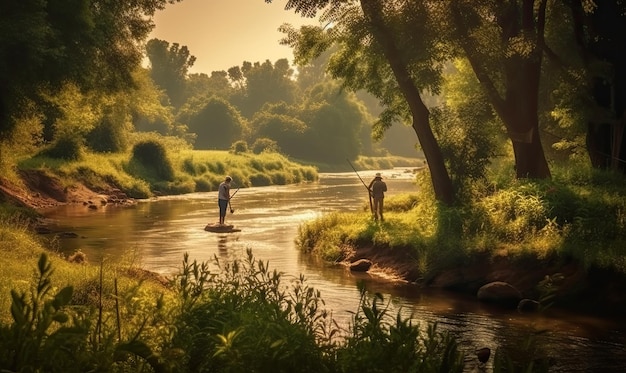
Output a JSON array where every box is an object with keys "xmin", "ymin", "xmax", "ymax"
[
  {"xmin": 0, "ymin": 0, "xmax": 182, "ymax": 140},
  {"xmin": 249, "ymin": 110, "xmax": 307, "ymax": 157},
  {"xmin": 251, "ymin": 137, "xmax": 280, "ymax": 154},
  {"xmin": 337, "ymin": 285, "xmax": 464, "ymax": 373},
  {"xmin": 229, "ymin": 140, "xmax": 249, "ymax": 154},
  {"xmin": 86, "ymin": 100, "xmax": 132, "ymax": 153},
  {"xmin": 0, "ymin": 254, "xmax": 85, "ymax": 372},
  {"xmin": 146, "ymin": 39, "xmax": 196, "ymax": 108},
  {"xmin": 0, "ymin": 239, "xmax": 475, "ymax": 372},
  {"xmin": 0, "ymin": 249, "xmax": 177, "ymax": 372},
  {"xmin": 130, "ymin": 140, "xmax": 176, "ymax": 182},
  {"xmin": 178, "ymin": 95, "xmax": 247, "ymax": 150},
  {"xmin": 170, "ymin": 250, "xmax": 334, "ymax": 372},
  {"xmin": 41, "ymin": 134, "xmax": 85, "ymax": 161},
  {"xmin": 229, "ymin": 59, "xmax": 298, "ymax": 118},
  {"xmin": 297, "ymin": 81, "xmax": 369, "ymax": 163},
  {"xmin": 432, "ymin": 59, "xmax": 502, "ymax": 200},
  {"xmin": 130, "ymin": 68, "xmax": 178, "ymax": 136}
]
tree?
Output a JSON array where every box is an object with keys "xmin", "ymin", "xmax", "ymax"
[
  {"xmin": 178, "ymin": 96, "xmax": 247, "ymax": 150},
  {"xmin": 433, "ymin": 59, "xmax": 502, "ymax": 197},
  {"xmin": 249, "ymin": 109, "xmax": 307, "ymax": 158},
  {"xmin": 0, "ymin": 0, "xmax": 181, "ymax": 142},
  {"xmin": 230, "ymin": 59, "xmax": 298, "ymax": 118},
  {"xmin": 446, "ymin": 0, "xmax": 551, "ymax": 179},
  {"xmin": 130, "ymin": 68, "xmax": 177, "ymax": 136},
  {"xmin": 146, "ymin": 38, "xmax": 196, "ymax": 108},
  {"xmin": 299, "ymin": 81, "xmax": 368, "ymax": 163},
  {"xmin": 277, "ymin": 0, "xmax": 456, "ymax": 204},
  {"xmin": 565, "ymin": 0, "xmax": 626, "ymax": 172}
]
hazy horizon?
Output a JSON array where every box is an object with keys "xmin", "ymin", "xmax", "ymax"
[{"xmin": 149, "ymin": 0, "xmax": 316, "ymax": 74}]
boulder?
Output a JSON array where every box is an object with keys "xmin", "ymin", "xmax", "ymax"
[
  {"xmin": 477, "ymin": 281, "xmax": 522, "ymax": 306},
  {"xmin": 517, "ymin": 298, "xmax": 541, "ymax": 313},
  {"xmin": 349, "ymin": 259, "xmax": 372, "ymax": 272}
]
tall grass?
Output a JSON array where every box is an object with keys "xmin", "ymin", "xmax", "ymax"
[
  {"xmin": 297, "ymin": 162, "xmax": 626, "ymax": 279},
  {"xmin": 0, "ymin": 228, "xmax": 467, "ymax": 372},
  {"xmin": 14, "ymin": 145, "xmax": 318, "ymax": 200}
]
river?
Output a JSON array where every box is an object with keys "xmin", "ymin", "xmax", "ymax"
[{"xmin": 40, "ymin": 170, "xmax": 626, "ymax": 372}]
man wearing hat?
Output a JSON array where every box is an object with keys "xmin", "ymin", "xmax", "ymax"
[
  {"xmin": 368, "ymin": 172, "xmax": 387, "ymax": 221},
  {"xmin": 218, "ymin": 176, "xmax": 232, "ymax": 225}
]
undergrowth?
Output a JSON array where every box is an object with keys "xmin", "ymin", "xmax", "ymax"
[
  {"xmin": 1, "ymin": 247, "xmax": 468, "ymax": 372},
  {"xmin": 297, "ymin": 164, "xmax": 626, "ymax": 278}
]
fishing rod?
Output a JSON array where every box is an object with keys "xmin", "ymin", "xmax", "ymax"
[
  {"xmin": 230, "ymin": 187, "xmax": 240, "ymax": 198},
  {"xmin": 346, "ymin": 159, "xmax": 373, "ymax": 214},
  {"xmin": 228, "ymin": 187, "xmax": 241, "ymax": 213}
]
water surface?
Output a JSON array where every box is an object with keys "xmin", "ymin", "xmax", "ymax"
[{"xmin": 41, "ymin": 170, "xmax": 626, "ymax": 372}]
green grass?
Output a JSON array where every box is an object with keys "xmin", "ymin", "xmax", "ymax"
[
  {"xmin": 297, "ymin": 163, "xmax": 626, "ymax": 280},
  {"xmin": 0, "ymin": 222, "xmax": 467, "ymax": 372},
  {"xmin": 14, "ymin": 147, "xmax": 319, "ymax": 199},
  {"xmin": 295, "ymin": 154, "xmax": 426, "ymax": 173}
]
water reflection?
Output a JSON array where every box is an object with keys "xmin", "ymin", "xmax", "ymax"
[{"xmin": 40, "ymin": 169, "xmax": 626, "ymax": 371}]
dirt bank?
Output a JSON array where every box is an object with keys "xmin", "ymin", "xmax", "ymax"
[
  {"xmin": 343, "ymin": 243, "xmax": 626, "ymax": 317},
  {"xmin": 0, "ymin": 169, "xmax": 132, "ymax": 210}
]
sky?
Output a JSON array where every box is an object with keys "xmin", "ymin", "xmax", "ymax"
[{"xmin": 149, "ymin": 0, "xmax": 317, "ymax": 75}]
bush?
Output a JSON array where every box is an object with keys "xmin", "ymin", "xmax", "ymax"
[
  {"xmin": 249, "ymin": 173, "xmax": 272, "ymax": 186},
  {"xmin": 171, "ymin": 251, "xmax": 333, "ymax": 372},
  {"xmin": 86, "ymin": 120, "xmax": 128, "ymax": 153},
  {"xmin": 194, "ymin": 178, "xmax": 213, "ymax": 192},
  {"xmin": 230, "ymin": 140, "xmax": 248, "ymax": 154},
  {"xmin": 130, "ymin": 140, "xmax": 175, "ymax": 181},
  {"xmin": 42, "ymin": 135, "xmax": 84, "ymax": 160},
  {"xmin": 252, "ymin": 138, "xmax": 280, "ymax": 154}
]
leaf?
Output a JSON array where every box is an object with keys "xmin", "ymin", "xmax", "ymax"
[{"xmin": 52, "ymin": 286, "xmax": 74, "ymax": 309}]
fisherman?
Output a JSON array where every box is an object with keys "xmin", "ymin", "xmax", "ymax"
[
  {"xmin": 218, "ymin": 176, "xmax": 232, "ymax": 225},
  {"xmin": 368, "ymin": 172, "xmax": 387, "ymax": 221}
]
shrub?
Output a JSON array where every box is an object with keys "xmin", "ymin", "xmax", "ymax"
[
  {"xmin": 249, "ymin": 173, "xmax": 272, "ymax": 187},
  {"xmin": 194, "ymin": 177, "xmax": 212, "ymax": 192},
  {"xmin": 171, "ymin": 251, "xmax": 333, "ymax": 373},
  {"xmin": 270, "ymin": 171, "xmax": 290, "ymax": 185},
  {"xmin": 130, "ymin": 140, "xmax": 175, "ymax": 181},
  {"xmin": 336, "ymin": 286, "xmax": 464, "ymax": 373},
  {"xmin": 86, "ymin": 120, "xmax": 128, "ymax": 153},
  {"xmin": 252, "ymin": 138, "xmax": 280, "ymax": 154},
  {"xmin": 230, "ymin": 140, "xmax": 248, "ymax": 154},
  {"xmin": 42, "ymin": 135, "xmax": 84, "ymax": 160}
]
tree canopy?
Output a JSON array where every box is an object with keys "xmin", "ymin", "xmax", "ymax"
[
  {"xmin": 0, "ymin": 0, "xmax": 182, "ymax": 141},
  {"xmin": 272, "ymin": 0, "xmax": 626, "ymax": 203}
]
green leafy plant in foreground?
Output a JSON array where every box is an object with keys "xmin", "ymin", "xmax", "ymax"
[
  {"xmin": 2, "ymin": 249, "xmax": 567, "ymax": 372},
  {"xmin": 0, "ymin": 253, "xmax": 81, "ymax": 372},
  {"xmin": 0, "ymin": 253, "xmax": 176, "ymax": 372},
  {"xmin": 336, "ymin": 283, "xmax": 464, "ymax": 373},
  {"xmin": 170, "ymin": 250, "xmax": 466, "ymax": 373}
]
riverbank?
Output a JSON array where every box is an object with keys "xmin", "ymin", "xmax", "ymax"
[
  {"xmin": 0, "ymin": 169, "xmax": 133, "ymax": 210},
  {"xmin": 3, "ymin": 166, "xmax": 626, "ymax": 319},
  {"xmin": 343, "ymin": 242, "xmax": 626, "ymax": 317},
  {"xmin": 296, "ymin": 167, "xmax": 626, "ymax": 319}
]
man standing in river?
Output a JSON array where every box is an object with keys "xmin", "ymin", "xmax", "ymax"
[
  {"xmin": 218, "ymin": 176, "xmax": 232, "ymax": 225},
  {"xmin": 368, "ymin": 173, "xmax": 387, "ymax": 221}
]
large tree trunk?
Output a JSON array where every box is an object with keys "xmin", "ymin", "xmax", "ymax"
[
  {"xmin": 509, "ymin": 126, "xmax": 552, "ymax": 178},
  {"xmin": 502, "ymin": 63, "xmax": 551, "ymax": 178},
  {"xmin": 361, "ymin": 0, "xmax": 455, "ymax": 205},
  {"xmin": 451, "ymin": 0, "xmax": 552, "ymax": 179}
]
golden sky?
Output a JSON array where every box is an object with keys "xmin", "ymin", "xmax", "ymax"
[{"xmin": 150, "ymin": 0, "xmax": 316, "ymax": 74}]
